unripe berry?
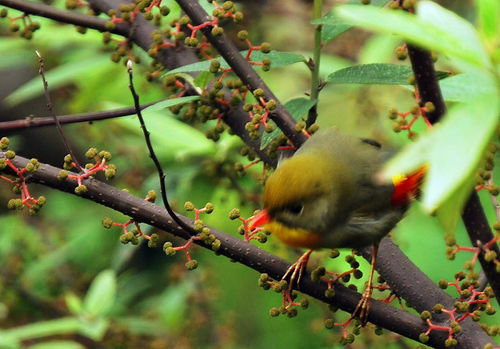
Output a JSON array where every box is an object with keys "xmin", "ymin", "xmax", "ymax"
[
  {"xmin": 261, "ymin": 42, "xmax": 271, "ymax": 53},
  {"xmin": 5, "ymin": 150, "xmax": 15, "ymax": 159},
  {"xmin": 228, "ymin": 208, "xmax": 240, "ymax": 220},
  {"xmin": 237, "ymin": 30, "xmax": 248, "ymax": 41},
  {"xmin": 102, "ymin": 217, "xmax": 114, "ymax": 229},
  {"xmin": 211, "ymin": 27, "xmax": 224, "ymax": 36},
  {"xmin": 184, "ymin": 201, "xmax": 195, "ymax": 211},
  {"xmin": 185, "ymin": 259, "xmax": 198, "ymax": 270},
  {"xmin": 419, "ymin": 333, "xmax": 429, "ymax": 343},
  {"xmin": 74, "ymin": 185, "xmax": 88, "ymax": 195},
  {"xmin": 324, "ymin": 288, "xmax": 335, "ymax": 298},
  {"xmin": 269, "ymin": 307, "xmax": 280, "ymax": 317}
]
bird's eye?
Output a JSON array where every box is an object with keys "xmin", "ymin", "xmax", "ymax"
[{"xmin": 286, "ymin": 203, "xmax": 304, "ymax": 215}]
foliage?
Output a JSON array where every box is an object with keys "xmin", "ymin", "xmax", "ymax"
[{"xmin": 0, "ymin": 0, "xmax": 498, "ymax": 348}]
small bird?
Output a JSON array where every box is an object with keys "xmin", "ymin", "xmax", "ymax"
[{"xmin": 250, "ymin": 127, "xmax": 425, "ymax": 321}]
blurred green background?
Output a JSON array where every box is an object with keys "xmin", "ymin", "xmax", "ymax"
[{"xmin": 0, "ymin": 0, "xmax": 497, "ymax": 348}]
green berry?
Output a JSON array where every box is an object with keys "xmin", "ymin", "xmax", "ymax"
[
  {"xmin": 228, "ymin": 208, "xmax": 240, "ymax": 220},
  {"xmin": 185, "ymin": 259, "xmax": 198, "ymax": 270},
  {"xmin": 260, "ymin": 42, "xmax": 271, "ymax": 53},
  {"xmin": 74, "ymin": 185, "xmax": 88, "ymax": 195},
  {"xmin": 5, "ymin": 150, "xmax": 15, "ymax": 159},
  {"xmin": 419, "ymin": 333, "xmax": 429, "ymax": 343},
  {"xmin": 269, "ymin": 307, "xmax": 280, "ymax": 317},
  {"xmin": 102, "ymin": 217, "xmax": 114, "ymax": 229}
]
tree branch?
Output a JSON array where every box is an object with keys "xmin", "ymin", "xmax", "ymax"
[
  {"xmin": 407, "ymin": 45, "xmax": 500, "ymax": 302},
  {"xmin": 0, "ymin": 1, "xmax": 497, "ymax": 345},
  {"xmin": 0, "ymin": 0, "xmax": 276, "ymax": 165},
  {"xmin": 175, "ymin": 0, "xmax": 308, "ymax": 148},
  {"xmin": 0, "ymin": 0, "xmax": 129, "ymax": 35},
  {"xmin": 0, "ymin": 101, "xmax": 158, "ymax": 133},
  {"xmin": 1, "ymin": 152, "xmax": 495, "ymax": 349}
]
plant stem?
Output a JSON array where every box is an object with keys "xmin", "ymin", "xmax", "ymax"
[{"xmin": 307, "ymin": 0, "xmax": 323, "ymax": 127}]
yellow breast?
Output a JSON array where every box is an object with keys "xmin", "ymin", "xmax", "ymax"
[{"xmin": 265, "ymin": 221, "xmax": 322, "ymax": 249}]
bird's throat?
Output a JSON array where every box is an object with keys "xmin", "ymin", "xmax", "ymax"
[{"xmin": 265, "ymin": 221, "xmax": 322, "ymax": 249}]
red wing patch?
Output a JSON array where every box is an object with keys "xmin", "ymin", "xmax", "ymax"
[{"xmin": 391, "ymin": 165, "xmax": 427, "ymax": 207}]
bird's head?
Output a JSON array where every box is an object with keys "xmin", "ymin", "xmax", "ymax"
[{"xmin": 251, "ymin": 151, "xmax": 355, "ymax": 249}]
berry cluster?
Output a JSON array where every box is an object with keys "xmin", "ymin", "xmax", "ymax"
[
  {"xmin": 0, "ymin": 137, "xmax": 46, "ymax": 214},
  {"xmin": 0, "ymin": 9, "xmax": 40, "ymax": 40},
  {"xmin": 228, "ymin": 208, "xmax": 268, "ymax": 243},
  {"xmin": 161, "ymin": 201, "xmax": 221, "ymax": 270},
  {"xmin": 102, "ymin": 190, "xmax": 159, "ymax": 246},
  {"xmin": 258, "ymin": 273, "xmax": 309, "ymax": 318},
  {"xmin": 388, "ymin": 101, "xmax": 434, "ymax": 140},
  {"xmin": 57, "ymin": 147, "xmax": 116, "ymax": 195}
]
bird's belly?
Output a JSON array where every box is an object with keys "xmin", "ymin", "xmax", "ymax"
[{"xmin": 265, "ymin": 221, "xmax": 322, "ymax": 249}]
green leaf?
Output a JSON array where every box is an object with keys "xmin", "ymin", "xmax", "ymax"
[
  {"xmin": 285, "ymin": 97, "xmax": 318, "ymax": 120},
  {"xmin": 163, "ymin": 50, "xmax": 305, "ymax": 76},
  {"xmin": 29, "ymin": 341, "xmax": 85, "ymax": 349},
  {"xmin": 438, "ymin": 71, "xmax": 498, "ymax": 102},
  {"xmin": 0, "ymin": 317, "xmax": 82, "ymax": 343},
  {"xmin": 260, "ymin": 98, "xmax": 316, "ymax": 149},
  {"xmin": 193, "ymin": 71, "xmax": 214, "ymax": 89},
  {"xmin": 421, "ymin": 96, "xmax": 499, "ymax": 211},
  {"xmin": 313, "ymin": 11, "xmax": 351, "ymax": 42},
  {"xmin": 382, "ymin": 95, "xmax": 500, "ymax": 214},
  {"xmin": 4, "ymin": 55, "xmax": 111, "ymax": 107},
  {"xmin": 79, "ymin": 318, "xmax": 109, "ymax": 340},
  {"xmin": 477, "ymin": 0, "xmax": 500, "ymax": 41},
  {"xmin": 336, "ymin": 1, "xmax": 491, "ymax": 68},
  {"xmin": 83, "ymin": 269, "xmax": 117, "ymax": 317},
  {"xmin": 358, "ymin": 34, "xmax": 402, "ymax": 64},
  {"xmin": 328, "ymin": 63, "xmax": 450, "ymax": 85},
  {"xmin": 115, "ymin": 102, "xmax": 216, "ymax": 159},
  {"xmin": 313, "ymin": 0, "xmax": 390, "ymax": 42},
  {"xmin": 435, "ymin": 175, "xmax": 475, "ymax": 232},
  {"xmin": 65, "ymin": 292, "xmax": 83, "ymax": 316},
  {"xmin": 141, "ymin": 96, "xmax": 200, "ymax": 114}
]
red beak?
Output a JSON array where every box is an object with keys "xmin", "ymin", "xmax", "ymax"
[{"xmin": 249, "ymin": 209, "xmax": 271, "ymax": 230}]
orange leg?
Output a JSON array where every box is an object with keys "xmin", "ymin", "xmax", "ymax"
[
  {"xmin": 282, "ymin": 249, "xmax": 313, "ymax": 291},
  {"xmin": 352, "ymin": 242, "xmax": 379, "ymax": 325}
]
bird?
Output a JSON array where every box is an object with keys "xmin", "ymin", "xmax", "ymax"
[{"xmin": 250, "ymin": 127, "xmax": 425, "ymax": 322}]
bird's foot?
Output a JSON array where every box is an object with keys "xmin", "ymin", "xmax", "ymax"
[
  {"xmin": 281, "ymin": 249, "xmax": 313, "ymax": 291},
  {"xmin": 351, "ymin": 282, "xmax": 373, "ymax": 326}
]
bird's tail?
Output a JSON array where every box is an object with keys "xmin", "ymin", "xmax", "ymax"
[{"xmin": 391, "ymin": 165, "xmax": 428, "ymax": 207}]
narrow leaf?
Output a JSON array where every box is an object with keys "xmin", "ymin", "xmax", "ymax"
[
  {"xmin": 260, "ymin": 98, "xmax": 316, "ymax": 149},
  {"xmin": 328, "ymin": 63, "xmax": 449, "ymax": 85},
  {"xmin": 29, "ymin": 341, "xmax": 85, "ymax": 349},
  {"xmin": 438, "ymin": 71, "xmax": 498, "ymax": 102},
  {"xmin": 382, "ymin": 95, "xmax": 500, "ymax": 214},
  {"xmin": 4, "ymin": 55, "xmax": 110, "ymax": 107},
  {"xmin": 163, "ymin": 51, "xmax": 305, "ymax": 76},
  {"xmin": 83, "ymin": 269, "xmax": 116, "ymax": 317},
  {"xmin": 477, "ymin": 0, "xmax": 500, "ymax": 40},
  {"xmin": 335, "ymin": 2, "xmax": 490, "ymax": 68},
  {"xmin": 314, "ymin": 0, "xmax": 390, "ymax": 42},
  {"xmin": 141, "ymin": 96, "xmax": 200, "ymax": 114},
  {"xmin": 421, "ymin": 95, "xmax": 499, "ymax": 211},
  {"xmin": 0, "ymin": 317, "xmax": 82, "ymax": 341}
]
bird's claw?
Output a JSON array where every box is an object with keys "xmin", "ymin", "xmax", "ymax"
[
  {"xmin": 352, "ymin": 284, "xmax": 372, "ymax": 325},
  {"xmin": 282, "ymin": 249, "xmax": 313, "ymax": 291}
]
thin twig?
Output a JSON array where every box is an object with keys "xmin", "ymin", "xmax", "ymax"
[
  {"xmin": 36, "ymin": 50, "xmax": 81, "ymax": 171},
  {"xmin": 126, "ymin": 60, "xmax": 197, "ymax": 236},
  {"xmin": 0, "ymin": 101, "xmax": 159, "ymax": 132},
  {"xmin": 306, "ymin": 0, "xmax": 323, "ymax": 128}
]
